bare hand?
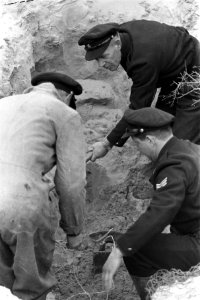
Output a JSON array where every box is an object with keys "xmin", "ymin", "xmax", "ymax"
[
  {"xmin": 67, "ymin": 234, "xmax": 84, "ymax": 250},
  {"xmin": 86, "ymin": 150, "xmax": 93, "ymax": 162},
  {"xmin": 102, "ymin": 247, "xmax": 123, "ymax": 292},
  {"xmin": 86, "ymin": 142, "xmax": 109, "ymax": 162}
]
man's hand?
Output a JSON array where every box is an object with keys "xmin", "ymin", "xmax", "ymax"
[
  {"xmin": 86, "ymin": 140, "xmax": 112, "ymax": 162},
  {"xmin": 67, "ymin": 234, "xmax": 84, "ymax": 250},
  {"xmin": 102, "ymin": 246, "xmax": 123, "ymax": 292}
]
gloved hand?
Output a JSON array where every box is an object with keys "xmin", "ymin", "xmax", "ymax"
[
  {"xmin": 86, "ymin": 140, "xmax": 112, "ymax": 162},
  {"xmin": 67, "ymin": 234, "xmax": 84, "ymax": 250}
]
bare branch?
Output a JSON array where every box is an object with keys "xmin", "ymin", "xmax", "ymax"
[{"xmin": 171, "ymin": 69, "xmax": 200, "ymax": 103}]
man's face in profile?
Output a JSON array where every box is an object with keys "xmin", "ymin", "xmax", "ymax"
[{"xmin": 57, "ymin": 90, "xmax": 73, "ymax": 106}]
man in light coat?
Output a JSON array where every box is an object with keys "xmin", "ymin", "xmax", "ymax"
[{"xmin": 0, "ymin": 73, "xmax": 86, "ymax": 300}]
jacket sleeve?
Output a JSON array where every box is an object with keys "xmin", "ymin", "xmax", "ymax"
[
  {"xmin": 117, "ymin": 162, "xmax": 187, "ymax": 256},
  {"xmin": 107, "ymin": 62, "xmax": 158, "ymax": 146},
  {"xmin": 54, "ymin": 112, "xmax": 86, "ymax": 235},
  {"xmin": 128, "ymin": 61, "xmax": 158, "ymax": 109}
]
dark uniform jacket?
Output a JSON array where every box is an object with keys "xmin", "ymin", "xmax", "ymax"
[
  {"xmin": 107, "ymin": 20, "xmax": 200, "ymax": 146},
  {"xmin": 117, "ymin": 137, "xmax": 200, "ymax": 256}
]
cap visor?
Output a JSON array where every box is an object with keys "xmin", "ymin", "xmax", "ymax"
[
  {"xmin": 121, "ymin": 132, "xmax": 131, "ymax": 138},
  {"xmin": 85, "ymin": 40, "xmax": 111, "ymax": 61},
  {"xmin": 121, "ymin": 128, "xmax": 140, "ymax": 138}
]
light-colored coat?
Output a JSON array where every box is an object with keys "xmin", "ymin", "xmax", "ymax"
[
  {"xmin": 0, "ymin": 83, "xmax": 86, "ymax": 299},
  {"xmin": 0, "ymin": 83, "xmax": 86, "ymax": 235}
]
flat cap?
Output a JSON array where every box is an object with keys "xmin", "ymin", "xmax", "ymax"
[
  {"xmin": 123, "ymin": 107, "xmax": 174, "ymax": 137},
  {"xmin": 78, "ymin": 23, "xmax": 119, "ymax": 61},
  {"xmin": 31, "ymin": 72, "xmax": 82, "ymax": 95}
]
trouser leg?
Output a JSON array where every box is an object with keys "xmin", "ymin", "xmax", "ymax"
[
  {"xmin": 156, "ymin": 63, "xmax": 200, "ymax": 145},
  {"xmin": 10, "ymin": 229, "xmax": 55, "ymax": 300},
  {"xmin": 11, "ymin": 228, "xmax": 56, "ymax": 300},
  {"xmin": 0, "ymin": 234, "xmax": 15, "ymax": 289},
  {"xmin": 130, "ymin": 275, "xmax": 150, "ymax": 300},
  {"xmin": 0, "ymin": 190, "xmax": 59, "ymax": 300},
  {"xmin": 172, "ymin": 63, "xmax": 200, "ymax": 144},
  {"xmin": 123, "ymin": 232, "xmax": 200, "ymax": 275},
  {"xmin": 0, "ymin": 228, "xmax": 53, "ymax": 300},
  {"xmin": 156, "ymin": 88, "xmax": 200, "ymax": 144},
  {"xmin": 173, "ymin": 104, "xmax": 200, "ymax": 144},
  {"xmin": 123, "ymin": 233, "xmax": 200, "ymax": 299}
]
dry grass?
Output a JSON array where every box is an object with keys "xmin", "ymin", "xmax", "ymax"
[{"xmin": 171, "ymin": 69, "xmax": 200, "ymax": 103}]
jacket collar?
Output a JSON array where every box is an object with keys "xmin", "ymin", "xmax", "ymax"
[
  {"xmin": 23, "ymin": 83, "xmax": 60, "ymax": 99},
  {"xmin": 156, "ymin": 136, "xmax": 177, "ymax": 163},
  {"xmin": 119, "ymin": 32, "xmax": 133, "ymax": 71},
  {"xmin": 149, "ymin": 136, "xmax": 177, "ymax": 182}
]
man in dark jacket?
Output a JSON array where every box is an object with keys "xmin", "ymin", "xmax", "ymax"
[
  {"xmin": 102, "ymin": 107, "xmax": 200, "ymax": 299},
  {"xmin": 78, "ymin": 20, "xmax": 200, "ymax": 161}
]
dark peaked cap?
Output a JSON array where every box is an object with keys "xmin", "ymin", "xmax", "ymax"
[
  {"xmin": 78, "ymin": 23, "xmax": 120, "ymax": 61},
  {"xmin": 123, "ymin": 107, "xmax": 175, "ymax": 137},
  {"xmin": 31, "ymin": 72, "xmax": 83, "ymax": 95}
]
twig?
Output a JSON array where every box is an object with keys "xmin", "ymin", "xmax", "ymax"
[
  {"xmin": 103, "ymin": 235, "xmax": 116, "ymax": 248},
  {"xmin": 66, "ymin": 265, "xmax": 109, "ymax": 299},
  {"xmin": 89, "ymin": 228, "xmax": 114, "ymax": 243},
  {"xmin": 171, "ymin": 69, "xmax": 200, "ymax": 101},
  {"xmin": 4, "ymin": 0, "xmax": 34, "ymax": 5},
  {"xmin": 72, "ymin": 265, "xmax": 91, "ymax": 299}
]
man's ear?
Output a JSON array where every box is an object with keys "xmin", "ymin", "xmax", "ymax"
[
  {"xmin": 146, "ymin": 134, "xmax": 156, "ymax": 145},
  {"xmin": 113, "ymin": 33, "xmax": 121, "ymax": 48}
]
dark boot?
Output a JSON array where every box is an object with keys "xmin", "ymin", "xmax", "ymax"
[{"xmin": 130, "ymin": 275, "xmax": 150, "ymax": 300}]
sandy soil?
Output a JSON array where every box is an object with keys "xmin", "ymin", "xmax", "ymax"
[{"xmin": 51, "ymin": 164, "xmax": 152, "ymax": 300}]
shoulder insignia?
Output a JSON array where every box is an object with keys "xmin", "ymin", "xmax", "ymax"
[{"xmin": 156, "ymin": 177, "xmax": 167, "ymax": 189}]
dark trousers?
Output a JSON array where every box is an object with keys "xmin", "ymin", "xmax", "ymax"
[
  {"xmin": 123, "ymin": 232, "xmax": 200, "ymax": 277},
  {"xmin": 156, "ymin": 37, "xmax": 200, "ymax": 144},
  {"xmin": 156, "ymin": 84, "xmax": 200, "ymax": 145}
]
